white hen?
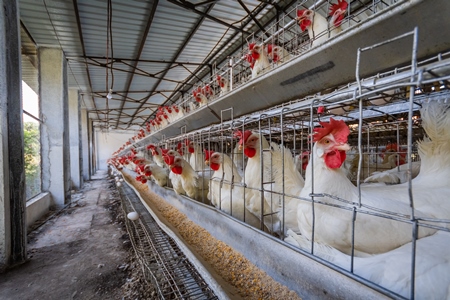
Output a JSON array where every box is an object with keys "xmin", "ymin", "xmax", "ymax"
[
  {"xmin": 364, "ymin": 160, "xmax": 421, "ymax": 184},
  {"xmin": 185, "ymin": 139, "xmax": 204, "ymax": 171},
  {"xmin": 286, "ymin": 229, "xmax": 450, "ymax": 300},
  {"xmin": 147, "ymin": 144, "xmax": 166, "ymax": 168},
  {"xmin": 297, "ymin": 0, "xmax": 348, "ymax": 47},
  {"xmin": 236, "ymin": 130, "xmax": 282, "ymax": 234},
  {"xmin": 164, "ymin": 153, "xmax": 198, "ymax": 198},
  {"xmin": 205, "ymin": 150, "xmax": 261, "ymax": 228},
  {"xmin": 248, "ymin": 43, "xmax": 270, "ymax": 79},
  {"xmin": 297, "ymin": 118, "xmax": 437, "ymax": 256},
  {"xmin": 143, "ymin": 163, "xmax": 169, "ymax": 187}
]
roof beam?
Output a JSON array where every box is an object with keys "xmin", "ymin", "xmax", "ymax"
[
  {"xmin": 155, "ymin": 0, "xmax": 298, "ymax": 114},
  {"xmin": 237, "ymin": 0, "xmax": 271, "ymax": 39},
  {"xmin": 68, "ymin": 55, "xmax": 209, "ymax": 66},
  {"xmin": 115, "ymin": 0, "xmax": 159, "ymax": 128},
  {"xmin": 167, "ymin": 0, "xmax": 247, "ymax": 33},
  {"xmin": 130, "ymin": 1, "xmax": 217, "ymax": 126},
  {"xmin": 72, "ymin": 0, "xmax": 100, "ymax": 121}
]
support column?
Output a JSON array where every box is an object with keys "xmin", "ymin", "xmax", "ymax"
[
  {"xmin": 89, "ymin": 119, "xmax": 95, "ymax": 174},
  {"xmin": 39, "ymin": 47, "xmax": 71, "ymax": 208},
  {"xmin": 81, "ymin": 107, "xmax": 90, "ymax": 181},
  {"xmin": 68, "ymin": 89, "xmax": 81, "ymax": 189},
  {"xmin": 0, "ymin": 0, "xmax": 27, "ymax": 271}
]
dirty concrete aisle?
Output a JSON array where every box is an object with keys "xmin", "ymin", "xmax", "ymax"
[{"xmin": 0, "ymin": 171, "xmax": 131, "ymax": 300}]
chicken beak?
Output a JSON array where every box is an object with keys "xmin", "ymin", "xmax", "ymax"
[
  {"xmin": 205, "ymin": 160, "xmax": 209, "ymax": 166},
  {"xmin": 335, "ymin": 143, "xmax": 350, "ymax": 151},
  {"xmin": 238, "ymin": 145, "xmax": 243, "ymax": 151}
]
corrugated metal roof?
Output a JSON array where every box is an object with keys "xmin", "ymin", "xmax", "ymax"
[
  {"xmin": 18, "ymin": 0, "xmax": 300, "ymax": 130},
  {"xmin": 19, "ymin": 0, "xmax": 420, "ymax": 131}
]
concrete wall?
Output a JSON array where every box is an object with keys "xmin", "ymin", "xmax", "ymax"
[
  {"xmin": 96, "ymin": 130, "xmax": 134, "ymax": 170},
  {"xmin": 0, "ymin": 0, "xmax": 27, "ymax": 270},
  {"xmin": 26, "ymin": 193, "xmax": 51, "ymax": 230},
  {"xmin": 80, "ymin": 108, "xmax": 90, "ymax": 181},
  {"xmin": 39, "ymin": 47, "xmax": 70, "ymax": 208},
  {"xmin": 68, "ymin": 89, "xmax": 81, "ymax": 189}
]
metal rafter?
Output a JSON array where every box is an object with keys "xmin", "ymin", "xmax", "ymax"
[
  {"xmin": 167, "ymin": 0, "xmax": 247, "ymax": 33},
  {"xmin": 72, "ymin": 0, "xmax": 100, "ymax": 120},
  {"xmin": 128, "ymin": 1, "xmax": 217, "ymax": 126},
  {"xmin": 237, "ymin": 0, "xmax": 271, "ymax": 39},
  {"xmin": 68, "ymin": 55, "xmax": 209, "ymax": 66},
  {"xmin": 143, "ymin": 0, "xmax": 287, "ymax": 125},
  {"xmin": 115, "ymin": 0, "xmax": 159, "ymax": 129},
  {"xmin": 162, "ymin": 0, "xmax": 297, "ymax": 108}
]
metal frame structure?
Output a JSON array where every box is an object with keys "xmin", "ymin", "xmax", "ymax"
[{"xmin": 116, "ymin": 27, "xmax": 450, "ymax": 297}]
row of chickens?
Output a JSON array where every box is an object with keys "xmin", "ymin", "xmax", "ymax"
[
  {"xmin": 110, "ymin": 100, "xmax": 450, "ymax": 299},
  {"xmin": 147, "ymin": 0, "xmax": 350, "ymax": 127},
  {"xmin": 109, "ymin": 1, "xmax": 350, "ymax": 137}
]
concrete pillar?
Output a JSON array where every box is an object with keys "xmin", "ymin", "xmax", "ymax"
[
  {"xmin": 0, "ymin": 0, "xmax": 27, "ymax": 271},
  {"xmin": 81, "ymin": 108, "xmax": 90, "ymax": 181},
  {"xmin": 89, "ymin": 119, "xmax": 95, "ymax": 174},
  {"xmin": 68, "ymin": 89, "xmax": 81, "ymax": 189},
  {"xmin": 39, "ymin": 47, "xmax": 71, "ymax": 208}
]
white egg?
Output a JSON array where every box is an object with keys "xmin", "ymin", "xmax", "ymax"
[
  {"xmin": 116, "ymin": 182, "xmax": 122, "ymax": 187},
  {"xmin": 115, "ymin": 176, "xmax": 119, "ymax": 181},
  {"xmin": 119, "ymin": 179, "xmax": 124, "ymax": 182},
  {"xmin": 127, "ymin": 212, "xmax": 139, "ymax": 221}
]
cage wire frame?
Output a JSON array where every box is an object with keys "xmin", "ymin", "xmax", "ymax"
[
  {"xmin": 107, "ymin": 4, "xmax": 450, "ymax": 292},
  {"xmin": 114, "ymin": 27, "xmax": 450, "ymax": 298},
  {"xmin": 142, "ymin": 0, "xmax": 407, "ymax": 123}
]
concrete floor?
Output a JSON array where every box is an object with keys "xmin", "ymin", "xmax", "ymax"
[{"xmin": 0, "ymin": 171, "xmax": 131, "ymax": 300}]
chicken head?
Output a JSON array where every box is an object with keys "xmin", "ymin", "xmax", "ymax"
[
  {"xmin": 235, "ymin": 130, "xmax": 259, "ymax": 158},
  {"xmin": 296, "ymin": 9, "xmax": 314, "ymax": 32},
  {"xmin": 206, "ymin": 151, "xmax": 221, "ymax": 171},
  {"xmin": 164, "ymin": 154, "xmax": 183, "ymax": 175},
  {"xmin": 329, "ymin": 0, "xmax": 348, "ymax": 27},
  {"xmin": 313, "ymin": 118, "xmax": 350, "ymax": 169}
]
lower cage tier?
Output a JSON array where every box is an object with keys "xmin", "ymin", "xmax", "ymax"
[{"xmin": 117, "ymin": 168, "xmax": 389, "ymax": 300}]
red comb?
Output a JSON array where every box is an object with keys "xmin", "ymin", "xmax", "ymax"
[
  {"xmin": 267, "ymin": 44, "xmax": 273, "ymax": 53},
  {"xmin": 164, "ymin": 154, "xmax": 175, "ymax": 166},
  {"xmin": 330, "ymin": 0, "xmax": 348, "ymax": 15},
  {"xmin": 313, "ymin": 118, "xmax": 350, "ymax": 143},
  {"xmin": 234, "ymin": 130, "xmax": 253, "ymax": 145},
  {"xmin": 248, "ymin": 43, "xmax": 255, "ymax": 50},
  {"xmin": 161, "ymin": 148, "xmax": 169, "ymax": 156},
  {"xmin": 297, "ymin": 9, "xmax": 306, "ymax": 17},
  {"xmin": 184, "ymin": 139, "xmax": 191, "ymax": 146},
  {"xmin": 204, "ymin": 150, "xmax": 215, "ymax": 161}
]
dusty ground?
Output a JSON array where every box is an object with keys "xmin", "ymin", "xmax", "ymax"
[
  {"xmin": 0, "ymin": 170, "xmax": 302, "ymax": 300},
  {"xmin": 123, "ymin": 171, "xmax": 302, "ymax": 300},
  {"xmin": 0, "ymin": 171, "xmax": 154, "ymax": 300}
]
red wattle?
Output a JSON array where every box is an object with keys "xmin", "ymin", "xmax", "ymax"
[
  {"xmin": 188, "ymin": 147, "xmax": 194, "ymax": 153},
  {"xmin": 210, "ymin": 162, "xmax": 220, "ymax": 171},
  {"xmin": 171, "ymin": 166, "xmax": 183, "ymax": 175},
  {"xmin": 244, "ymin": 147, "xmax": 256, "ymax": 158},
  {"xmin": 324, "ymin": 150, "xmax": 346, "ymax": 169},
  {"xmin": 300, "ymin": 20, "xmax": 311, "ymax": 32}
]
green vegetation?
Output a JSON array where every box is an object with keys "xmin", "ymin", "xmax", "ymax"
[{"xmin": 24, "ymin": 122, "xmax": 41, "ymax": 199}]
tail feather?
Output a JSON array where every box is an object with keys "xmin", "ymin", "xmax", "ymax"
[{"xmin": 417, "ymin": 101, "xmax": 450, "ymax": 178}]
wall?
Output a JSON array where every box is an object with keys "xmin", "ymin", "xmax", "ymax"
[
  {"xmin": 26, "ymin": 192, "xmax": 51, "ymax": 230},
  {"xmin": 96, "ymin": 130, "xmax": 134, "ymax": 170}
]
